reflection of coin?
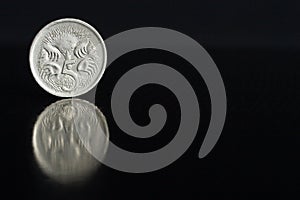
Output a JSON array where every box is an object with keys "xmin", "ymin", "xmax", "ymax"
[
  {"xmin": 32, "ymin": 99, "xmax": 109, "ymax": 184},
  {"xmin": 29, "ymin": 18, "xmax": 107, "ymax": 97}
]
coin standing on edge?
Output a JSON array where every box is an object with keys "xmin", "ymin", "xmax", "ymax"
[{"xmin": 29, "ymin": 18, "xmax": 107, "ymax": 97}]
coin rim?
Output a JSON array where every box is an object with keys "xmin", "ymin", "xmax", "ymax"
[{"xmin": 29, "ymin": 18, "xmax": 107, "ymax": 97}]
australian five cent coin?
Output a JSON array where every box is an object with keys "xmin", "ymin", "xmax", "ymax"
[{"xmin": 29, "ymin": 18, "xmax": 107, "ymax": 97}]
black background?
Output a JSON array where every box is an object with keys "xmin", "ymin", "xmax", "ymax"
[{"xmin": 2, "ymin": 0, "xmax": 300, "ymax": 199}]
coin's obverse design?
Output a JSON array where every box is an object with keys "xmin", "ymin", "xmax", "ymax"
[{"xmin": 30, "ymin": 18, "xmax": 107, "ymax": 97}]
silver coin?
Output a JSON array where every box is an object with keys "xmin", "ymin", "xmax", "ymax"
[
  {"xmin": 32, "ymin": 98, "xmax": 109, "ymax": 183},
  {"xmin": 29, "ymin": 18, "xmax": 107, "ymax": 97}
]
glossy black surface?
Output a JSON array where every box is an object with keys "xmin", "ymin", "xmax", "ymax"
[{"xmin": 3, "ymin": 0, "xmax": 300, "ymax": 198}]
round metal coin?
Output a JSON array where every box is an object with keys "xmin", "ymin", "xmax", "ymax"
[{"xmin": 29, "ymin": 18, "xmax": 107, "ymax": 97}]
